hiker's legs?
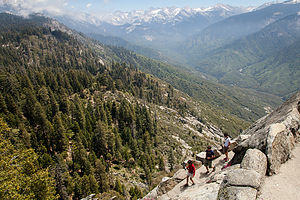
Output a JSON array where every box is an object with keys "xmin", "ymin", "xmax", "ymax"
[
  {"xmin": 190, "ymin": 176, "xmax": 195, "ymax": 185},
  {"xmin": 225, "ymin": 151, "xmax": 229, "ymax": 160},
  {"xmin": 205, "ymin": 165, "xmax": 209, "ymax": 173},
  {"xmin": 204, "ymin": 160, "xmax": 209, "ymax": 173},
  {"xmin": 186, "ymin": 176, "xmax": 189, "ymax": 184},
  {"xmin": 223, "ymin": 147, "xmax": 229, "ymax": 161}
]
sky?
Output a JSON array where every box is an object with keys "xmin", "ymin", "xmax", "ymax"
[
  {"xmin": 1, "ymin": 0, "xmax": 283, "ymax": 15},
  {"xmin": 69, "ymin": 0, "xmax": 282, "ymax": 12}
]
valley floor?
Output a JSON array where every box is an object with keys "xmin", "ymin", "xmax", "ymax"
[{"xmin": 258, "ymin": 143, "xmax": 300, "ymax": 200}]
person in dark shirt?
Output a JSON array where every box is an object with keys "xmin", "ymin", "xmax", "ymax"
[
  {"xmin": 185, "ymin": 160, "xmax": 195, "ymax": 186},
  {"xmin": 205, "ymin": 145, "xmax": 216, "ymax": 174}
]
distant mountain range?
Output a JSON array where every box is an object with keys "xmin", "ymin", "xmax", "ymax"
[
  {"xmin": 0, "ymin": 2, "xmax": 252, "ymax": 51},
  {"xmin": 183, "ymin": 0, "xmax": 300, "ymax": 59},
  {"xmin": 1, "ymin": 1, "xmax": 298, "ymax": 98}
]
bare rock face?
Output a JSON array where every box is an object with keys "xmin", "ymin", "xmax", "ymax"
[
  {"xmin": 232, "ymin": 91, "xmax": 300, "ymax": 175},
  {"xmin": 241, "ymin": 149, "xmax": 267, "ymax": 177},
  {"xmin": 218, "ymin": 186, "xmax": 257, "ymax": 200}
]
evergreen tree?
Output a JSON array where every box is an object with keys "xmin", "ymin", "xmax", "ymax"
[
  {"xmin": 0, "ymin": 93, "xmax": 8, "ymax": 113},
  {"xmin": 94, "ymin": 158, "xmax": 109, "ymax": 193},
  {"xmin": 52, "ymin": 113, "xmax": 68, "ymax": 153},
  {"xmin": 114, "ymin": 178, "xmax": 122, "ymax": 194},
  {"xmin": 92, "ymin": 120, "xmax": 107, "ymax": 158}
]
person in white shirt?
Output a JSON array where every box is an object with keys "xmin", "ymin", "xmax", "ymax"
[{"xmin": 223, "ymin": 133, "xmax": 231, "ymax": 162}]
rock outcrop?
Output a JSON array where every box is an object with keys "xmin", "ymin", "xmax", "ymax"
[
  {"xmin": 232, "ymin": 91, "xmax": 300, "ymax": 175},
  {"xmin": 144, "ymin": 91, "xmax": 300, "ymax": 200}
]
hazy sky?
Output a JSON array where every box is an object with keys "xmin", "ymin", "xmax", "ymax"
[{"xmin": 1, "ymin": 0, "xmax": 284, "ymax": 14}]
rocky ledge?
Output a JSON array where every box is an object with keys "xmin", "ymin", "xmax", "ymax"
[{"xmin": 144, "ymin": 91, "xmax": 300, "ymax": 200}]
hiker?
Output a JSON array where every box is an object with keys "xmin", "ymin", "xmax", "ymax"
[
  {"xmin": 223, "ymin": 133, "xmax": 231, "ymax": 162},
  {"xmin": 204, "ymin": 145, "xmax": 216, "ymax": 174},
  {"xmin": 185, "ymin": 160, "xmax": 195, "ymax": 186}
]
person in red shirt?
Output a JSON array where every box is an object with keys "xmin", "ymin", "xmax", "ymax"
[{"xmin": 185, "ymin": 160, "xmax": 195, "ymax": 186}]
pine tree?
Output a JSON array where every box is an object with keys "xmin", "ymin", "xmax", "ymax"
[
  {"xmin": 92, "ymin": 120, "xmax": 107, "ymax": 158},
  {"xmin": 0, "ymin": 93, "xmax": 8, "ymax": 113},
  {"xmin": 114, "ymin": 178, "xmax": 122, "ymax": 194},
  {"xmin": 94, "ymin": 158, "xmax": 109, "ymax": 193},
  {"xmin": 158, "ymin": 154, "xmax": 165, "ymax": 171},
  {"xmin": 52, "ymin": 113, "xmax": 68, "ymax": 153}
]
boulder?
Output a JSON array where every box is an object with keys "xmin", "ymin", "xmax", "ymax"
[
  {"xmin": 217, "ymin": 186, "xmax": 257, "ymax": 200},
  {"xmin": 266, "ymin": 123, "xmax": 295, "ymax": 175},
  {"xmin": 241, "ymin": 149, "xmax": 267, "ymax": 177},
  {"xmin": 221, "ymin": 168, "xmax": 262, "ymax": 189}
]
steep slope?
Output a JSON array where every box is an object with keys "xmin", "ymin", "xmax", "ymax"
[
  {"xmin": 31, "ymin": 13, "xmax": 283, "ymax": 122},
  {"xmin": 183, "ymin": 0, "xmax": 300, "ymax": 59},
  {"xmin": 0, "ymin": 13, "xmax": 252, "ymax": 200},
  {"xmin": 193, "ymin": 14, "xmax": 300, "ymax": 98}
]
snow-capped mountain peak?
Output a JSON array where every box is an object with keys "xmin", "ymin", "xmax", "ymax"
[{"xmin": 104, "ymin": 4, "xmax": 250, "ymax": 26}]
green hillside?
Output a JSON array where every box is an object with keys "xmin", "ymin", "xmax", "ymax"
[
  {"xmin": 194, "ymin": 14, "xmax": 300, "ymax": 98},
  {"xmin": 0, "ymin": 13, "xmax": 253, "ymax": 199}
]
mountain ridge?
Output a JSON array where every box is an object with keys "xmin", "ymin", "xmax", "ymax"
[
  {"xmin": 193, "ymin": 13, "xmax": 300, "ymax": 98},
  {"xmin": 183, "ymin": 0, "xmax": 300, "ymax": 59}
]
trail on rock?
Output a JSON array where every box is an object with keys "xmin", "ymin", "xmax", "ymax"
[
  {"xmin": 258, "ymin": 143, "xmax": 300, "ymax": 200},
  {"xmin": 158, "ymin": 152, "xmax": 234, "ymax": 200}
]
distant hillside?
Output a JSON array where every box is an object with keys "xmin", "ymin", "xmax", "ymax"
[
  {"xmin": 193, "ymin": 14, "xmax": 300, "ymax": 98},
  {"xmin": 87, "ymin": 33, "xmax": 162, "ymax": 60},
  {"xmin": 183, "ymin": 1, "xmax": 300, "ymax": 59}
]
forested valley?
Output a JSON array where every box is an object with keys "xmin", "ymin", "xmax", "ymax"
[{"xmin": 0, "ymin": 13, "xmax": 254, "ymax": 199}]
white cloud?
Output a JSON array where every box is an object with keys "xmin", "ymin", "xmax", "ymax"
[
  {"xmin": 86, "ymin": 3, "xmax": 92, "ymax": 8},
  {"xmin": 0, "ymin": 0, "xmax": 70, "ymax": 16}
]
